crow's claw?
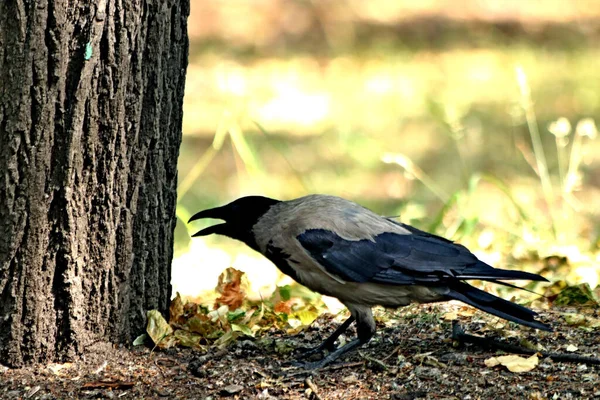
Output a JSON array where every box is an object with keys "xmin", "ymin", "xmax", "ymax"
[{"xmin": 295, "ymin": 343, "xmax": 337, "ymax": 361}]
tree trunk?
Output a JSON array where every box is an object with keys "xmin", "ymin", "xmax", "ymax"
[{"xmin": 0, "ymin": 0, "xmax": 189, "ymax": 367}]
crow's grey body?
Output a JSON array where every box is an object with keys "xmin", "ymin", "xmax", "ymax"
[
  {"xmin": 253, "ymin": 195, "xmax": 446, "ymax": 307},
  {"xmin": 189, "ymin": 194, "xmax": 550, "ymax": 369}
]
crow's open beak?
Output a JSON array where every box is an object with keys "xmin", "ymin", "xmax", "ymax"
[{"xmin": 188, "ymin": 206, "xmax": 228, "ymax": 237}]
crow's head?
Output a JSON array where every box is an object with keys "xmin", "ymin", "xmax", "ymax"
[{"xmin": 188, "ymin": 196, "xmax": 280, "ymax": 248}]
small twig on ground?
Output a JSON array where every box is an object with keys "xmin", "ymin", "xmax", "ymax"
[
  {"xmin": 359, "ymin": 352, "xmax": 389, "ymax": 371},
  {"xmin": 82, "ymin": 381, "xmax": 135, "ymax": 389},
  {"xmin": 154, "ymin": 357, "xmax": 181, "ymax": 378},
  {"xmin": 305, "ymin": 376, "xmax": 323, "ymax": 400},
  {"xmin": 452, "ymin": 321, "xmax": 600, "ymax": 365},
  {"xmin": 381, "ymin": 345, "xmax": 402, "ymax": 362}
]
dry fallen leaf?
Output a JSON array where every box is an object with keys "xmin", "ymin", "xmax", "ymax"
[
  {"xmin": 274, "ymin": 300, "xmax": 293, "ymax": 314},
  {"xmin": 562, "ymin": 313, "xmax": 600, "ymax": 328},
  {"xmin": 231, "ymin": 323, "xmax": 254, "ymax": 337},
  {"xmin": 215, "ymin": 267, "xmax": 246, "ymax": 310},
  {"xmin": 566, "ymin": 344, "xmax": 578, "ymax": 352},
  {"xmin": 484, "ymin": 354, "xmax": 539, "ymax": 373},
  {"xmin": 458, "ymin": 306, "xmax": 476, "ymax": 317},
  {"xmin": 443, "ymin": 307, "xmax": 475, "ymax": 321},
  {"xmin": 146, "ymin": 310, "xmax": 175, "ymax": 348},
  {"xmin": 187, "ymin": 315, "xmax": 215, "ymax": 336},
  {"xmin": 207, "ymin": 304, "xmax": 230, "ymax": 324},
  {"xmin": 173, "ymin": 329, "xmax": 204, "ymax": 348},
  {"xmin": 443, "ymin": 311, "xmax": 458, "ymax": 321},
  {"xmin": 294, "ymin": 308, "xmax": 319, "ymax": 326},
  {"xmin": 553, "ymin": 283, "xmax": 599, "ymax": 307},
  {"xmin": 47, "ymin": 363, "xmax": 73, "ymax": 375},
  {"xmin": 169, "ymin": 292, "xmax": 185, "ymax": 324}
]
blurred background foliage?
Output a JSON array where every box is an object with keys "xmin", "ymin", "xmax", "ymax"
[{"xmin": 173, "ymin": 0, "xmax": 600, "ymax": 309}]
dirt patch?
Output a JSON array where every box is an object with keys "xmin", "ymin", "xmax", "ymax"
[{"xmin": 1, "ymin": 306, "xmax": 599, "ymax": 399}]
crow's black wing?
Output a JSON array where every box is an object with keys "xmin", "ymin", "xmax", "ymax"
[{"xmin": 297, "ymin": 228, "xmax": 546, "ymax": 285}]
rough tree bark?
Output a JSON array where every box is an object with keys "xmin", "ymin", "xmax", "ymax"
[{"xmin": 0, "ymin": 0, "xmax": 189, "ymax": 366}]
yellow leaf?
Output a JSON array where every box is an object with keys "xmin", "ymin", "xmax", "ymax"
[
  {"xmin": 443, "ymin": 311, "xmax": 458, "ymax": 321},
  {"xmin": 484, "ymin": 354, "xmax": 538, "ymax": 373},
  {"xmin": 458, "ymin": 307, "xmax": 476, "ymax": 317},
  {"xmin": 484, "ymin": 357, "xmax": 500, "ymax": 367},
  {"xmin": 146, "ymin": 310, "xmax": 175, "ymax": 348},
  {"xmin": 295, "ymin": 309, "xmax": 318, "ymax": 326}
]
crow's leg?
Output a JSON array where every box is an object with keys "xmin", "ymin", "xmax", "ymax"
[
  {"xmin": 301, "ymin": 305, "xmax": 375, "ymax": 370},
  {"xmin": 301, "ymin": 338, "xmax": 363, "ymax": 370},
  {"xmin": 296, "ymin": 316, "xmax": 355, "ymax": 360}
]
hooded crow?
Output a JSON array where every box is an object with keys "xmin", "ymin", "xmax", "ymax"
[{"xmin": 189, "ymin": 194, "xmax": 550, "ymax": 369}]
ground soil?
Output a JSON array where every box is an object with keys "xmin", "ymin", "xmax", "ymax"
[{"xmin": 1, "ymin": 306, "xmax": 599, "ymax": 400}]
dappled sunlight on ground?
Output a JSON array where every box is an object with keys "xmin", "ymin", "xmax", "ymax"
[
  {"xmin": 171, "ymin": 238, "xmax": 280, "ymax": 302},
  {"xmin": 171, "ymin": 239, "xmax": 233, "ymax": 301},
  {"xmin": 171, "ymin": 237, "xmax": 347, "ymax": 313}
]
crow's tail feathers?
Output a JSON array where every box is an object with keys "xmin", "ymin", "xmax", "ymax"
[
  {"xmin": 446, "ymin": 281, "xmax": 551, "ymax": 331},
  {"xmin": 454, "ymin": 262, "xmax": 549, "ymax": 282}
]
